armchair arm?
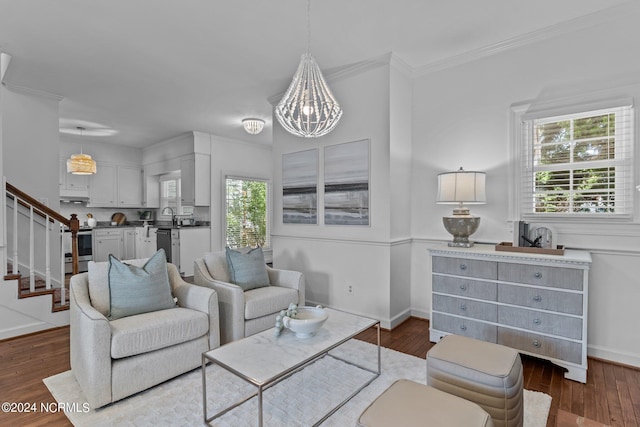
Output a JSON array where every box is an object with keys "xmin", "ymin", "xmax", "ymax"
[
  {"xmin": 168, "ymin": 263, "xmax": 220, "ymax": 350},
  {"xmin": 69, "ymin": 273, "xmax": 113, "ymax": 408},
  {"xmin": 193, "ymin": 258, "xmax": 246, "ymax": 344},
  {"xmin": 267, "ymin": 267, "xmax": 305, "ymax": 307}
]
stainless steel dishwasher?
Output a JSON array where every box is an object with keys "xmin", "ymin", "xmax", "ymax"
[{"xmin": 157, "ymin": 228, "xmax": 180, "ymax": 270}]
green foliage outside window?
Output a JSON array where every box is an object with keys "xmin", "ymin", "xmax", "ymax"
[
  {"xmin": 533, "ymin": 112, "xmax": 618, "ymax": 213},
  {"xmin": 226, "ymin": 178, "xmax": 268, "ymax": 248}
]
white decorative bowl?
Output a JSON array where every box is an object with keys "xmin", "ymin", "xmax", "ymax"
[{"xmin": 283, "ymin": 306, "xmax": 328, "ymax": 338}]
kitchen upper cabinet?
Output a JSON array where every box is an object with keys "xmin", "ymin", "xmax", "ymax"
[
  {"xmin": 118, "ymin": 165, "xmax": 143, "ymax": 207},
  {"xmin": 180, "ymin": 153, "xmax": 210, "ymax": 206},
  {"xmin": 89, "ymin": 163, "xmax": 143, "ymax": 208},
  {"xmin": 89, "ymin": 163, "xmax": 117, "ymax": 206},
  {"xmin": 59, "ymin": 159, "xmax": 90, "ymax": 198}
]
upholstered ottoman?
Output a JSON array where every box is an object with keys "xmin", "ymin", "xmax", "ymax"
[
  {"xmin": 427, "ymin": 335, "xmax": 524, "ymax": 427},
  {"xmin": 357, "ymin": 379, "xmax": 494, "ymax": 427}
]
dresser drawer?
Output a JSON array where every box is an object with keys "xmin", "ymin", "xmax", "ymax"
[
  {"xmin": 432, "ymin": 275, "xmax": 497, "ymax": 301},
  {"xmin": 498, "ymin": 306, "xmax": 582, "ymax": 340},
  {"xmin": 498, "ymin": 327, "xmax": 582, "ymax": 364},
  {"xmin": 432, "ymin": 256, "xmax": 497, "ymax": 280},
  {"xmin": 498, "ymin": 263, "xmax": 582, "ymax": 291},
  {"xmin": 433, "ymin": 294, "xmax": 497, "ymax": 322},
  {"xmin": 498, "ymin": 284, "xmax": 582, "ymax": 315},
  {"xmin": 432, "ymin": 313, "xmax": 497, "ymax": 343}
]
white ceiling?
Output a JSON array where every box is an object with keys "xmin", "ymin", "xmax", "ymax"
[{"xmin": 0, "ymin": 0, "xmax": 630, "ymax": 148}]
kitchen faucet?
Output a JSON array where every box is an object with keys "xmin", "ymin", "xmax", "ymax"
[{"xmin": 161, "ymin": 207, "xmax": 176, "ymax": 226}]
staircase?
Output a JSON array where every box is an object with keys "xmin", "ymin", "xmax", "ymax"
[
  {"xmin": 1, "ymin": 179, "xmax": 79, "ymax": 338},
  {"xmin": 8, "ymin": 262, "xmax": 70, "ymax": 312}
]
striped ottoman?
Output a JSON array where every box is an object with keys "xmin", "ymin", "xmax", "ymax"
[
  {"xmin": 427, "ymin": 335, "xmax": 524, "ymax": 427},
  {"xmin": 358, "ymin": 379, "xmax": 494, "ymax": 427}
]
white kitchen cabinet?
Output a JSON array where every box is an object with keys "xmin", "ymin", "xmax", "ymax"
[
  {"xmin": 89, "ymin": 163, "xmax": 117, "ymax": 206},
  {"xmin": 135, "ymin": 226, "xmax": 158, "ymax": 258},
  {"xmin": 429, "ymin": 244, "xmax": 591, "ymax": 383},
  {"xmin": 59, "ymin": 159, "xmax": 90, "ymax": 198},
  {"xmin": 89, "ymin": 163, "xmax": 143, "ymax": 207},
  {"xmin": 118, "ymin": 165, "xmax": 143, "ymax": 207},
  {"xmin": 178, "ymin": 227, "xmax": 210, "ymax": 276},
  {"xmin": 123, "ymin": 228, "xmax": 136, "ymax": 259},
  {"xmin": 180, "ymin": 153, "xmax": 210, "ymax": 207},
  {"xmin": 93, "ymin": 228, "xmax": 124, "ymax": 262}
]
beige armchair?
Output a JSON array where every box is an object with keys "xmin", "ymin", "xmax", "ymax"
[
  {"xmin": 193, "ymin": 250, "xmax": 305, "ymax": 344},
  {"xmin": 70, "ymin": 259, "xmax": 220, "ymax": 408}
]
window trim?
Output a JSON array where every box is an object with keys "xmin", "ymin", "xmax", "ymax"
[
  {"xmin": 223, "ymin": 174, "xmax": 272, "ymax": 250},
  {"xmin": 510, "ymin": 97, "xmax": 636, "ymax": 223}
]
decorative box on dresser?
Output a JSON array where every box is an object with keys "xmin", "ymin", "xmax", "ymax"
[{"xmin": 429, "ymin": 244, "xmax": 591, "ymax": 383}]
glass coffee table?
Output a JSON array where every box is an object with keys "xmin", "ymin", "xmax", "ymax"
[{"xmin": 201, "ymin": 308, "xmax": 380, "ymax": 426}]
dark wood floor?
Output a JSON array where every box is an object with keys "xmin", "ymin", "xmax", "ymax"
[
  {"xmin": 355, "ymin": 318, "xmax": 640, "ymax": 427},
  {"xmin": 1, "ymin": 318, "xmax": 638, "ymax": 426}
]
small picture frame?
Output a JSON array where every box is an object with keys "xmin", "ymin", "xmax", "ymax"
[{"xmin": 529, "ymin": 225, "xmax": 556, "ymax": 249}]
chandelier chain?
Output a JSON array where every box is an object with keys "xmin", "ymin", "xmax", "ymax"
[{"xmin": 306, "ymin": 0, "xmax": 311, "ymax": 54}]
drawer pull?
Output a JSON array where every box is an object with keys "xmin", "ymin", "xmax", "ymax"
[
  {"xmin": 533, "ymin": 295, "xmax": 542, "ymax": 302},
  {"xmin": 532, "ymin": 339, "xmax": 541, "ymax": 348},
  {"xmin": 459, "ymin": 324, "xmax": 467, "ymax": 331},
  {"xmin": 459, "ymin": 303, "xmax": 467, "ymax": 311},
  {"xmin": 459, "ymin": 284, "xmax": 467, "ymax": 291},
  {"xmin": 459, "ymin": 264, "xmax": 467, "ymax": 271},
  {"xmin": 534, "ymin": 272, "xmax": 542, "ymax": 279},
  {"xmin": 533, "ymin": 318, "xmax": 541, "ymax": 325}
]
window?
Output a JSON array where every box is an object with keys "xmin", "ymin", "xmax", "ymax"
[
  {"xmin": 518, "ymin": 103, "xmax": 634, "ymax": 218},
  {"xmin": 225, "ymin": 177, "xmax": 270, "ymax": 248},
  {"xmin": 159, "ymin": 173, "xmax": 181, "ymax": 217}
]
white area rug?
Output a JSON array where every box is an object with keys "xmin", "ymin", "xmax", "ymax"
[{"xmin": 44, "ymin": 340, "xmax": 551, "ymax": 426}]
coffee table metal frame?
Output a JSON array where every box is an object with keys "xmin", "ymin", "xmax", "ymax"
[{"xmin": 201, "ymin": 309, "xmax": 380, "ymax": 426}]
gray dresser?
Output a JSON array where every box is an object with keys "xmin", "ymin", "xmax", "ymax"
[{"xmin": 429, "ymin": 244, "xmax": 591, "ymax": 383}]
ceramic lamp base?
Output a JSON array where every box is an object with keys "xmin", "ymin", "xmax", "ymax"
[{"xmin": 442, "ymin": 215, "xmax": 481, "ymax": 248}]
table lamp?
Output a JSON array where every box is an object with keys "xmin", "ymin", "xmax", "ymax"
[{"xmin": 436, "ymin": 167, "xmax": 486, "ymax": 247}]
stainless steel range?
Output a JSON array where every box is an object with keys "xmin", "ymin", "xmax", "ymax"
[{"xmin": 63, "ymin": 228, "xmax": 93, "ymax": 273}]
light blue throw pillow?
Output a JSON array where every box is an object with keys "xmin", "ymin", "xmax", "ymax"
[
  {"xmin": 225, "ymin": 246, "xmax": 270, "ymax": 291},
  {"xmin": 108, "ymin": 249, "xmax": 176, "ymax": 320}
]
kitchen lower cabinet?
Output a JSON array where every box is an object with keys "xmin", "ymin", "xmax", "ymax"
[
  {"xmin": 429, "ymin": 244, "xmax": 591, "ymax": 383},
  {"xmin": 123, "ymin": 228, "xmax": 136, "ymax": 259},
  {"xmin": 135, "ymin": 226, "xmax": 157, "ymax": 259},
  {"xmin": 93, "ymin": 229, "xmax": 124, "ymax": 262}
]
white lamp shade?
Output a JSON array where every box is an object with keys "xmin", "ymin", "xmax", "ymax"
[{"xmin": 437, "ymin": 169, "xmax": 486, "ymax": 204}]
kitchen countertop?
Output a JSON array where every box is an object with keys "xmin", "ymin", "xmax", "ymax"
[{"xmin": 84, "ymin": 221, "xmax": 210, "ymax": 230}]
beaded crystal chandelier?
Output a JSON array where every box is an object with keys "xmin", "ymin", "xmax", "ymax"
[{"xmin": 275, "ymin": 0, "xmax": 342, "ymax": 138}]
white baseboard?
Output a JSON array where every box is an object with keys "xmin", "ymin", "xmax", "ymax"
[
  {"xmin": 0, "ymin": 321, "xmax": 51, "ymax": 340},
  {"xmin": 389, "ymin": 309, "xmax": 412, "ymax": 329},
  {"xmin": 588, "ymin": 344, "xmax": 640, "ymax": 369}
]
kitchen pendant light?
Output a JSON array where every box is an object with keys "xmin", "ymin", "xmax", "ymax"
[
  {"xmin": 66, "ymin": 127, "xmax": 97, "ymax": 175},
  {"xmin": 275, "ymin": 0, "xmax": 342, "ymax": 138}
]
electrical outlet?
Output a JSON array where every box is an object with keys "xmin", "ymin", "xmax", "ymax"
[{"xmin": 348, "ymin": 285, "xmax": 353, "ymax": 294}]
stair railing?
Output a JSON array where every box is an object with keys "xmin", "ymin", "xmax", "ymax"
[{"xmin": 3, "ymin": 178, "xmax": 79, "ymax": 305}]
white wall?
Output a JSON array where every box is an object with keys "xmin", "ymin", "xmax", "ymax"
[
  {"xmin": 0, "ymin": 83, "xmax": 68, "ymax": 338},
  {"xmin": 272, "ymin": 57, "xmax": 415, "ymax": 328},
  {"xmin": 410, "ymin": 3, "xmax": 640, "ymax": 367},
  {"xmin": 210, "ymin": 135, "xmax": 272, "ymax": 252}
]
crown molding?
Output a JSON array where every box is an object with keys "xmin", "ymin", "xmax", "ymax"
[
  {"xmin": 3, "ymin": 82, "xmax": 64, "ymax": 102},
  {"xmin": 0, "ymin": 52, "xmax": 11, "ymax": 82},
  {"xmin": 412, "ymin": 2, "xmax": 632, "ymax": 77}
]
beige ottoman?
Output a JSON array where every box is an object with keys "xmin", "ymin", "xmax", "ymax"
[
  {"xmin": 427, "ymin": 335, "xmax": 524, "ymax": 427},
  {"xmin": 357, "ymin": 379, "xmax": 494, "ymax": 427}
]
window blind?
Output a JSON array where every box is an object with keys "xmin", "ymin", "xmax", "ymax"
[{"xmin": 520, "ymin": 104, "xmax": 634, "ymax": 217}]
